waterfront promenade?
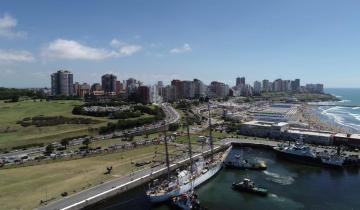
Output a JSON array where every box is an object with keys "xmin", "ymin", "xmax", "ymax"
[
  {"xmin": 38, "ymin": 144, "xmax": 228, "ymax": 210},
  {"xmin": 38, "ymin": 137, "xmax": 360, "ymax": 210}
]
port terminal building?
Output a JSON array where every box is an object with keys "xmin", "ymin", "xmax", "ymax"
[
  {"xmin": 250, "ymin": 103, "xmax": 299, "ymax": 122},
  {"xmin": 240, "ymin": 120, "xmax": 360, "ymax": 147}
]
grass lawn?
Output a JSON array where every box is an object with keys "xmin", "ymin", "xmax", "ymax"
[
  {"xmin": 0, "ymin": 145, "xmax": 177, "ymax": 210},
  {"xmin": 0, "ymin": 100, "xmax": 109, "ymax": 149}
]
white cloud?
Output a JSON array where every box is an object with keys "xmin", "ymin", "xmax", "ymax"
[
  {"xmin": 0, "ymin": 13, "xmax": 27, "ymax": 39},
  {"xmin": 110, "ymin": 38, "xmax": 142, "ymax": 56},
  {"xmin": 0, "ymin": 49, "xmax": 35, "ymax": 63},
  {"xmin": 43, "ymin": 39, "xmax": 113, "ymax": 60},
  {"xmin": 119, "ymin": 45, "xmax": 142, "ymax": 56},
  {"xmin": 42, "ymin": 39, "xmax": 142, "ymax": 60},
  {"xmin": 110, "ymin": 39, "xmax": 126, "ymax": 48},
  {"xmin": 170, "ymin": 43, "xmax": 191, "ymax": 53}
]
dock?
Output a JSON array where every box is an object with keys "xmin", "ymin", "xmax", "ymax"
[
  {"xmin": 38, "ymin": 144, "xmax": 229, "ymax": 210},
  {"xmin": 38, "ymin": 137, "xmax": 360, "ymax": 210}
]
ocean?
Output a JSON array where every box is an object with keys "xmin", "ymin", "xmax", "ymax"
[{"xmin": 313, "ymin": 88, "xmax": 360, "ymax": 133}]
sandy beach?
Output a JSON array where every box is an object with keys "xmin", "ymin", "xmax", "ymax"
[{"xmin": 298, "ymin": 104, "xmax": 349, "ymax": 133}]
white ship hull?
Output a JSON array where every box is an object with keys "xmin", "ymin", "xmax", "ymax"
[
  {"xmin": 149, "ymin": 147, "xmax": 232, "ymax": 203},
  {"xmin": 149, "ymin": 161, "xmax": 223, "ymax": 203}
]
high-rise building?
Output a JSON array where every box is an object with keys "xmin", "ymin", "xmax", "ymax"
[
  {"xmin": 163, "ymin": 85, "xmax": 176, "ymax": 102},
  {"xmin": 253, "ymin": 81, "xmax": 262, "ymax": 95},
  {"xmin": 150, "ymin": 85, "xmax": 162, "ymax": 104},
  {"xmin": 282, "ymin": 80, "xmax": 291, "ymax": 92},
  {"xmin": 51, "ymin": 70, "xmax": 74, "ymax": 96},
  {"xmin": 115, "ymin": 80, "xmax": 122, "ymax": 95},
  {"xmin": 306, "ymin": 84, "xmax": 324, "ymax": 93},
  {"xmin": 273, "ymin": 79, "xmax": 282, "ymax": 92},
  {"xmin": 171, "ymin": 79, "xmax": 183, "ymax": 100},
  {"xmin": 262, "ymin": 80, "xmax": 270, "ymax": 92},
  {"xmin": 236, "ymin": 77, "xmax": 241, "ymax": 86},
  {"xmin": 210, "ymin": 81, "xmax": 229, "ymax": 98},
  {"xmin": 126, "ymin": 78, "xmax": 138, "ymax": 95},
  {"xmin": 101, "ymin": 74, "xmax": 117, "ymax": 93},
  {"xmin": 294, "ymin": 79, "xmax": 300, "ymax": 92},
  {"xmin": 138, "ymin": 85, "xmax": 150, "ymax": 104},
  {"xmin": 193, "ymin": 79, "xmax": 206, "ymax": 98},
  {"xmin": 183, "ymin": 80, "xmax": 195, "ymax": 99},
  {"xmin": 239, "ymin": 77, "xmax": 245, "ymax": 86}
]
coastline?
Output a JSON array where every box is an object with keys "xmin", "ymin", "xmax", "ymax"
[{"xmin": 299, "ymin": 104, "xmax": 349, "ymax": 133}]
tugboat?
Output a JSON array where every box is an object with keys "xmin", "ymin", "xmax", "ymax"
[
  {"xmin": 232, "ymin": 178, "xmax": 268, "ymax": 196},
  {"xmin": 171, "ymin": 191, "xmax": 208, "ymax": 210},
  {"xmin": 224, "ymin": 151, "xmax": 267, "ymax": 170}
]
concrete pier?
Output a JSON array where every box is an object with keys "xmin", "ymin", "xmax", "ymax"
[
  {"xmin": 39, "ymin": 138, "xmax": 360, "ymax": 210},
  {"xmin": 38, "ymin": 145, "xmax": 229, "ymax": 210}
]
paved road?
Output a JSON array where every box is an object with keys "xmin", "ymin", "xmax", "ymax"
[
  {"xmin": 38, "ymin": 163, "xmax": 165, "ymax": 210},
  {"xmin": 37, "ymin": 137, "xmax": 360, "ymax": 210},
  {"xmin": 38, "ymin": 144, "xmax": 224, "ymax": 210}
]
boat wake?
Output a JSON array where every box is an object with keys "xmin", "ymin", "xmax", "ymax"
[
  {"xmin": 263, "ymin": 171, "xmax": 295, "ymax": 185},
  {"xmin": 269, "ymin": 193, "xmax": 285, "ymax": 202}
]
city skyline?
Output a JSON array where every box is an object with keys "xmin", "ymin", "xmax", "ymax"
[{"xmin": 2, "ymin": 0, "xmax": 360, "ymax": 88}]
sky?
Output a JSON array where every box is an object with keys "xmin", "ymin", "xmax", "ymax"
[{"xmin": 1, "ymin": 0, "xmax": 360, "ymax": 88}]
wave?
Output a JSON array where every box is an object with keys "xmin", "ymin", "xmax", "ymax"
[
  {"xmin": 317, "ymin": 106, "xmax": 360, "ymax": 132},
  {"xmin": 349, "ymin": 113, "xmax": 360, "ymax": 121},
  {"xmin": 321, "ymin": 107, "xmax": 346, "ymax": 125},
  {"xmin": 353, "ymin": 107, "xmax": 360, "ymax": 110},
  {"xmin": 339, "ymin": 99, "xmax": 352, "ymax": 103},
  {"xmin": 263, "ymin": 171, "xmax": 295, "ymax": 185}
]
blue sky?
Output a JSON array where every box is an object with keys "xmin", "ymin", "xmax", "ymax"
[{"xmin": 1, "ymin": 0, "xmax": 360, "ymax": 88}]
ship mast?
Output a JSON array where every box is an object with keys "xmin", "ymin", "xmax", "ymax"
[
  {"xmin": 163, "ymin": 120, "xmax": 171, "ymax": 181},
  {"xmin": 208, "ymin": 102, "xmax": 214, "ymax": 161},
  {"xmin": 185, "ymin": 112, "xmax": 193, "ymax": 175}
]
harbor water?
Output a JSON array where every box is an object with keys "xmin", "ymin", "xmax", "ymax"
[{"xmin": 90, "ymin": 146, "xmax": 360, "ymax": 210}]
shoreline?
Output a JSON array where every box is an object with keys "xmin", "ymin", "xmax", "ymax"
[{"xmin": 299, "ymin": 104, "xmax": 349, "ymax": 133}]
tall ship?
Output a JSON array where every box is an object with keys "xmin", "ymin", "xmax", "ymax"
[{"xmin": 146, "ymin": 103, "xmax": 231, "ymax": 203}]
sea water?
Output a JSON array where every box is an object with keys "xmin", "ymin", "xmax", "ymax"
[{"xmin": 312, "ymin": 88, "xmax": 360, "ymax": 132}]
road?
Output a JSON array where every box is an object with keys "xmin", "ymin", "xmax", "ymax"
[
  {"xmin": 38, "ymin": 144, "xmax": 224, "ymax": 210},
  {"xmin": 36, "ymin": 137, "xmax": 360, "ymax": 210}
]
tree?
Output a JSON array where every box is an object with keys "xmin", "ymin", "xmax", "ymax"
[
  {"xmin": 169, "ymin": 123, "xmax": 179, "ymax": 131},
  {"xmin": 44, "ymin": 144, "xmax": 54, "ymax": 156},
  {"xmin": 60, "ymin": 138, "xmax": 70, "ymax": 149},
  {"xmin": 82, "ymin": 138, "xmax": 91, "ymax": 150}
]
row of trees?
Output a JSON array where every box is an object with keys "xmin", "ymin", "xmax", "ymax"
[
  {"xmin": 17, "ymin": 116, "xmax": 99, "ymax": 127},
  {"xmin": 99, "ymin": 116, "xmax": 159, "ymax": 134},
  {"xmin": 0, "ymin": 87, "xmax": 41, "ymax": 100}
]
